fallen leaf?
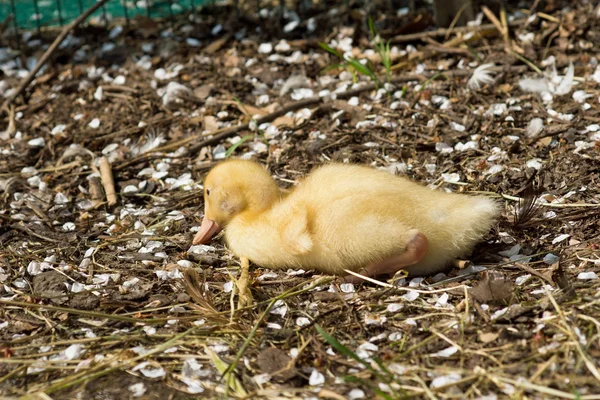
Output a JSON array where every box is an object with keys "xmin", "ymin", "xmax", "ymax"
[
  {"xmin": 255, "ymin": 347, "xmax": 297, "ymax": 382},
  {"xmin": 330, "ymin": 99, "xmax": 367, "ymax": 126},
  {"xmin": 470, "ymin": 272, "xmax": 514, "ymax": 305},
  {"xmin": 194, "ymin": 84, "xmax": 213, "ymax": 100},
  {"xmin": 220, "ymin": 100, "xmax": 275, "ymax": 118},
  {"xmin": 33, "ymin": 271, "xmax": 69, "ymax": 304},
  {"xmin": 496, "ymin": 83, "xmax": 513, "ymax": 93},
  {"xmin": 204, "ymin": 116, "xmax": 219, "ymax": 133},
  {"xmin": 237, "ymin": 103, "xmax": 268, "ymax": 117},
  {"xmin": 272, "ymin": 115, "xmax": 295, "ymax": 127},
  {"xmin": 203, "ymin": 34, "xmax": 231, "ymax": 54},
  {"xmin": 478, "ymin": 332, "xmax": 499, "ymax": 343},
  {"xmin": 224, "ymin": 50, "xmax": 240, "ymax": 68},
  {"xmin": 552, "ymin": 263, "xmax": 572, "ymax": 292},
  {"xmin": 538, "ymin": 136, "xmax": 553, "ymax": 147},
  {"xmin": 11, "ymin": 321, "xmax": 40, "ymax": 334},
  {"xmin": 36, "ymin": 72, "xmax": 55, "ymax": 85}
]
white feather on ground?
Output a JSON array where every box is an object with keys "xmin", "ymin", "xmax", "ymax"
[
  {"xmin": 518, "ymin": 78, "xmax": 550, "ymax": 94},
  {"xmin": 467, "ymin": 63, "xmax": 496, "ymax": 90},
  {"xmin": 131, "ymin": 132, "xmax": 166, "ymax": 156},
  {"xmin": 518, "ymin": 63, "xmax": 574, "ymax": 96},
  {"xmin": 553, "ymin": 63, "xmax": 574, "ymax": 95},
  {"xmin": 161, "ymin": 81, "xmax": 192, "ymax": 106}
]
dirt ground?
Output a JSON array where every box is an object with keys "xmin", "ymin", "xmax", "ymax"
[{"xmin": 1, "ymin": 1, "xmax": 600, "ymax": 399}]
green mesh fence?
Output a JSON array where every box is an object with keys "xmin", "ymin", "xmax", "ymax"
[{"xmin": 0, "ymin": 0, "xmax": 208, "ymax": 31}]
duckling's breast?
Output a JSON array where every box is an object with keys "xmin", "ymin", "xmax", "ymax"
[{"xmin": 224, "ymin": 214, "xmax": 306, "ymax": 270}]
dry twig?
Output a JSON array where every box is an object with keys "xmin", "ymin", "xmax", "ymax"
[{"xmin": 99, "ymin": 157, "xmax": 117, "ymax": 207}]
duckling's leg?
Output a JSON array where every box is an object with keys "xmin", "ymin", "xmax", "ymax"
[
  {"xmin": 343, "ymin": 232, "xmax": 429, "ymax": 283},
  {"xmin": 236, "ymin": 257, "xmax": 253, "ymax": 309}
]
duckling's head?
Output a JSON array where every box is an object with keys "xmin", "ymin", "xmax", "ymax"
[{"xmin": 192, "ymin": 160, "xmax": 280, "ymax": 245}]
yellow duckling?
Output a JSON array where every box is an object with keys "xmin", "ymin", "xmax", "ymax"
[{"xmin": 193, "ymin": 159, "xmax": 499, "ymax": 282}]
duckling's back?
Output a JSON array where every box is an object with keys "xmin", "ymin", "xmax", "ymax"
[{"xmin": 289, "ymin": 163, "xmax": 499, "ymax": 275}]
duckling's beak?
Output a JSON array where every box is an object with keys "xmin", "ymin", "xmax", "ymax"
[{"xmin": 192, "ymin": 217, "xmax": 222, "ymax": 245}]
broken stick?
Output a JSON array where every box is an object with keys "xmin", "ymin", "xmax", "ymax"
[
  {"xmin": 88, "ymin": 176, "xmax": 104, "ymax": 208},
  {"xmin": 99, "ymin": 157, "xmax": 117, "ymax": 206}
]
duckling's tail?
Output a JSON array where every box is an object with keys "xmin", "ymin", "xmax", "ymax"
[
  {"xmin": 451, "ymin": 196, "xmax": 501, "ymax": 250},
  {"xmin": 415, "ymin": 196, "xmax": 500, "ymax": 275}
]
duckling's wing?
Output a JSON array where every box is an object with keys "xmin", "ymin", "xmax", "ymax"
[{"xmin": 277, "ymin": 204, "xmax": 313, "ymax": 256}]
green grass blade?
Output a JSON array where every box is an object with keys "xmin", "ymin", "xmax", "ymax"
[
  {"xmin": 225, "ymin": 134, "xmax": 253, "ymax": 158},
  {"xmin": 418, "ymin": 72, "xmax": 445, "ymax": 92},
  {"xmin": 348, "ymin": 59, "xmax": 378, "ymax": 84},
  {"xmin": 373, "ymin": 357, "xmax": 395, "ymax": 381},
  {"xmin": 315, "ymin": 324, "xmax": 371, "ymax": 369},
  {"xmin": 318, "ymin": 42, "xmax": 343, "ymax": 58},
  {"xmin": 368, "ymin": 16, "xmax": 377, "ymax": 38},
  {"xmin": 206, "ymin": 347, "xmax": 248, "ymax": 397},
  {"xmin": 384, "ymin": 42, "xmax": 391, "ymax": 66}
]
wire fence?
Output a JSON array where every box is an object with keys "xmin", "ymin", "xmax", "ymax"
[
  {"xmin": 0, "ymin": 0, "xmax": 385, "ymax": 47},
  {"xmin": 0, "ymin": 0, "xmax": 420, "ymax": 51},
  {"xmin": 0, "ymin": 0, "xmax": 358, "ymax": 31},
  {"xmin": 1, "ymin": 0, "xmax": 208, "ymax": 31}
]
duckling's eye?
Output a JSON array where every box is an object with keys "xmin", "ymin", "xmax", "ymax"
[{"xmin": 206, "ymin": 189, "xmax": 211, "ymax": 196}]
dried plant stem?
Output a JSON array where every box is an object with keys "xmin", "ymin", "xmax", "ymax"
[
  {"xmin": 88, "ymin": 176, "xmax": 104, "ymax": 208},
  {"xmin": 9, "ymin": 334, "xmax": 144, "ymax": 351},
  {"xmin": 393, "ymin": 285, "xmax": 469, "ymax": 295},
  {"xmin": 482, "ymin": 6, "xmax": 505, "ymax": 40},
  {"xmin": 444, "ymin": 0, "xmax": 474, "ymax": 41},
  {"xmin": 343, "ymin": 269, "xmax": 393, "ymax": 287},
  {"xmin": 10, "ymin": 223, "xmax": 61, "ymax": 243},
  {"xmin": 399, "ymin": 375, "xmax": 479, "ymax": 398},
  {"xmin": 510, "ymin": 49, "xmax": 543, "ymax": 74},
  {"xmin": 578, "ymin": 314, "xmax": 600, "ymax": 329},
  {"xmin": 492, "ymin": 374, "xmax": 600, "ymax": 399},
  {"xmin": 529, "ymin": 354, "xmax": 557, "ymax": 383},
  {"xmin": 0, "ymin": 365, "xmax": 26, "ymax": 385},
  {"xmin": 0, "ymin": 300, "xmax": 168, "ymax": 324},
  {"xmin": 430, "ymin": 328, "xmax": 462, "ymax": 351},
  {"xmin": 2, "ymin": 105, "xmax": 16, "ymax": 137},
  {"xmin": 390, "ymin": 19, "xmax": 525, "ymax": 44},
  {"xmin": 411, "ymin": 374, "xmax": 437, "ymax": 400},
  {"xmin": 543, "ymin": 285, "xmax": 600, "ymax": 381},
  {"xmin": 99, "ymin": 157, "xmax": 117, "ymax": 206},
  {"xmin": 500, "ymin": 8, "xmax": 511, "ymax": 47}
]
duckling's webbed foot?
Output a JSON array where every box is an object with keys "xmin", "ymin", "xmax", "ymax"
[{"xmin": 343, "ymin": 232, "xmax": 428, "ymax": 284}]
